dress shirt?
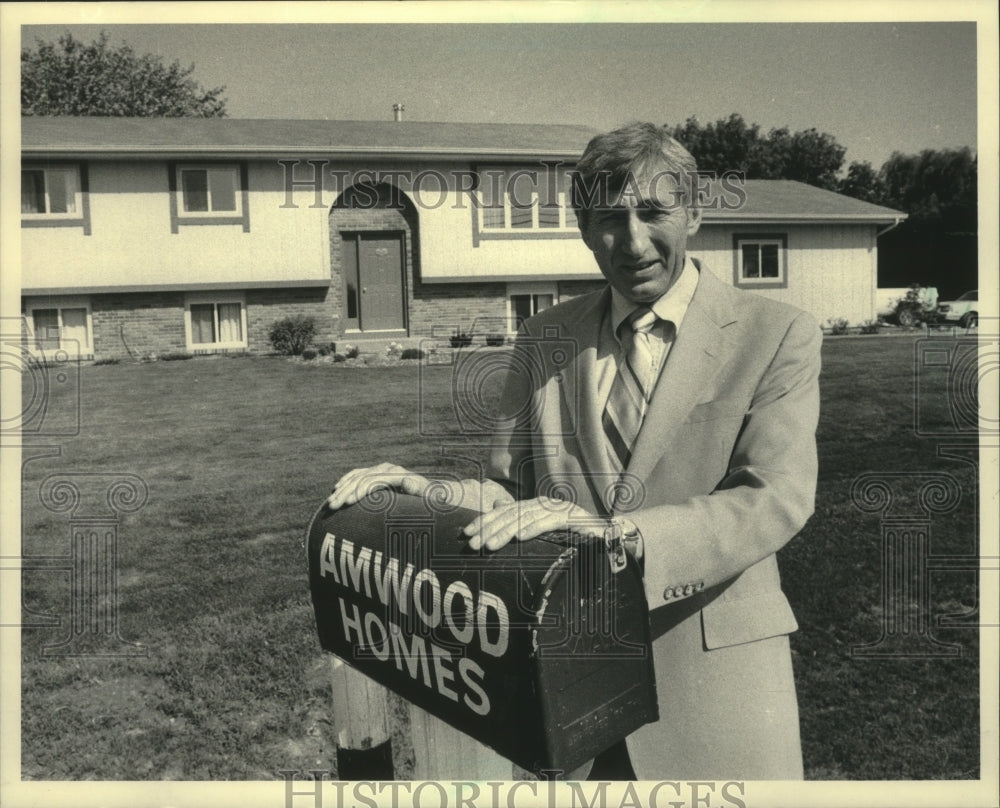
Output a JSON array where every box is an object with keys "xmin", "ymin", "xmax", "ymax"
[{"xmin": 597, "ymin": 256, "xmax": 700, "ymax": 407}]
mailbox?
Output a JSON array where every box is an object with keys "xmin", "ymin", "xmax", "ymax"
[{"xmin": 307, "ymin": 491, "xmax": 658, "ymax": 775}]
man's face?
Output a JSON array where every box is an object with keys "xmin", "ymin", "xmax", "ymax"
[{"xmin": 579, "ymin": 164, "xmax": 702, "ymax": 304}]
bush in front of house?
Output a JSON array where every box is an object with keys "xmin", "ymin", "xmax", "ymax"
[
  {"xmin": 160, "ymin": 352, "xmax": 194, "ymax": 361},
  {"xmin": 400, "ymin": 347, "xmax": 425, "ymax": 360},
  {"xmin": 826, "ymin": 318, "xmax": 850, "ymax": 336},
  {"xmin": 268, "ymin": 314, "xmax": 317, "ymax": 356},
  {"xmin": 859, "ymin": 319, "xmax": 881, "ymax": 335},
  {"xmin": 301, "ymin": 348, "xmax": 318, "ymax": 360}
]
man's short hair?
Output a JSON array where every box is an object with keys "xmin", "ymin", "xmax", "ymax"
[{"xmin": 571, "ymin": 122, "xmax": 699, "ymax": 227}]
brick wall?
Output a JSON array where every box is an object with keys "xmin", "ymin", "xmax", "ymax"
[
  {"xmin": 409, "ymin": 282, "xmax": 508, "ymax": 337},
  {"xmin": 88, "ymin": 287, "xmax": 339, "ymax": 359},
  {"xmin": 246, "ymin": 288, "xmax": 338, "ymax": 352},
  {"xmin": 92, "ymin": 293, "xmax": 187, "ymax": 358}
]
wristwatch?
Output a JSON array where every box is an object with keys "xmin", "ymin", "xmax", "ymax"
[{"xmin": 603, "ymin": 516, "xmax": 643, "ymax": 573}]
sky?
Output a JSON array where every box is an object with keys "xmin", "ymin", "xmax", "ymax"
[{"xmin": 16, "ymin": 15, "xmax": 980, "ymax": 172}]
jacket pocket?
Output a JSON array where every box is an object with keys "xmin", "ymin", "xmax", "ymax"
[{"xmin": 700, "ymin": 590, "xmax": 799, "ymax": 650}]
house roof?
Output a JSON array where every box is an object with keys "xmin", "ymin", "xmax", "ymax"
[
  {"xmin": 21, "ymin": 117, "xmax": 906, "ymax": 223},
  {"xmin": 21, "ymin": 116, "xmax": 598, "ymax": 161},
  {"xmin": 703, "ymin": 179, "xmax": 905, "ymax": 224}
]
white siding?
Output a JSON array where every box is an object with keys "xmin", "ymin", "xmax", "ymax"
[
  {"xmin": 21, "ymin": 158, "xmax": 597, "ymax": 291},
  {"xmin": 689, "ymin": 223, "xmax": 878, "ymax": 325},
  {"xmin": 414, "ymin": 186, "xmax": 596, "ymax": 281}
]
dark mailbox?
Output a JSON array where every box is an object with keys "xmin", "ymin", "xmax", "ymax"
[{"xmin": 306, "ymin": 491, "xmax": 658, "ymax": 775}]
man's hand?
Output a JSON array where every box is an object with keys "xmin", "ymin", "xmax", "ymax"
[
  {"xmin": 462, "ymin": 497, "xmax": 605, "ymax": 551},
  {"xmin": 328, "ymin": 462, "xmax": 430, "ymax": 510},
  {"xmin": 328, "ymin": 464, "xmax": 516, "ymax": 514}
]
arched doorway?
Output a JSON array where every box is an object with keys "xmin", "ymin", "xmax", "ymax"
[{"xmin": 330, "ymin": 183, "xmax": 418, "ymax": 335}]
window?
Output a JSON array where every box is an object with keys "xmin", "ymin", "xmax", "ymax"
[
  {"xmin": 170, "ymin": 163, "xmax": 249, "ymax": 232},
  {"xmin": 25, "ymin": 299, "xmax": 92, "ymax": 357},
  {"xmin": 22, "ymin": 168, "xmax": 77, "ymax": 215},
  {"xmin": 180, "ymin": 167, "xmax": 238, "ymax": 214},
  {"xmin": 507, "ymin": 283, "xmax": 557, "ymax": 331},
  {"xmin": 733, "ymin": 234, "xmax": 788, "ymax": 289},
  {"xmin": 185, "ymin": 295, "xmax": 247, "ymax": 351},
  {"xmin": 21, "ymin": 164, "xmax": 90, "ymax": 233},
  {"xmin": 474, "ymin": 165, "xmax": 578, "ymax": 242}
]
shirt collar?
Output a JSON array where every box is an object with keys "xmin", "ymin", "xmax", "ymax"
[{"xmin": 610, "ymin": 256, "xmax": 700, "ymax": 340}]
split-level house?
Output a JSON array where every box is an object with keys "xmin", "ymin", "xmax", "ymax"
[{"xmin": 20, "ymin": 117, "xmax": 905, "ymax": 359}]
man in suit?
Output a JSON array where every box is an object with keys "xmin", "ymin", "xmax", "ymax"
[{"xmin": 331, "ymin": 122, "xmax": 821, "ymax": 780}]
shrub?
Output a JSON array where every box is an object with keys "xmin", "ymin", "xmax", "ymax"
[
  {"xmin": 449, "ymin": 333, "xmax": 473, "ymax": 348},
  {"xmin": 92, "ymin": 357, "xmax": 120, "ymax": 366},
  {"xmin": 400, "ymin": 347, "xmax": 425, "ymax": 360},
  {"xmin": 386, "ymin": 341, "xmax": 404, "ymax": 357},
  {"xmin": 318, "ymin": 345, "xmax": 331, "ymax": 357},
  {"xmin": 826, "ymin": 318, "xmax": 850, "ymax": 336},
  {"xmin": 859, "ymin": 319, "xmax": 881, "ymax": 335},
  {"xmin": 485, "ymin": 334, "xmax": 506, "ymax": 347},
  {"xmin": 160, "ymin": 352, "xmax": 193, "ymax": 361},
  {"xmin": 301, "ymin": 348, "xmax": 318, "ymax": 360},
  {"xmin": 344, "ymin": 344, "xmax": 360, "ymax": 359},
  {"xmin": 268, "ymin": 315, "xmax": 317, "ymax": 356}
]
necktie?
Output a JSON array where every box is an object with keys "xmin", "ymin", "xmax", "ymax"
[{"xmin": 603, "ymin": 307, "xmax": 658, "ymax": 471}]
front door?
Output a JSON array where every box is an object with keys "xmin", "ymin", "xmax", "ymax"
[{"xmin": 343, "ymin": 233, "xmax": 406, "ymax": 332}]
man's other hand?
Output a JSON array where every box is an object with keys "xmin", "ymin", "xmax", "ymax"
[
  {"xmin": 328, "ymin": 466, "xmax": 516, "ymax": 514},
  {"xmin": 462, "ymin": 497, "xmax": 604, "ymax": 551},
  {"xmin": 328, "ymin": 462, "xmax": 430, "ymax": 510}
]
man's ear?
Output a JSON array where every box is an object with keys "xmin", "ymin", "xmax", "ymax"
[{"xmin": 685, "ymin": 204, "xmax": 703, "ymax": 237}]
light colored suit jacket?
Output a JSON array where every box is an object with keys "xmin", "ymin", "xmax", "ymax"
[{"xmin": 487, "ymin": 262, "xmax": 822, "ymax": 779}]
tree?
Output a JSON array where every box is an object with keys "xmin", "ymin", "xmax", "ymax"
[
  {"xmin": 837, "ymin": 161, "xmax": 885, "ymax": 204},
  {"xmin": 879, "ymin": 147, "xmax": 977, "ymax": 231},
  {"xmin": 666, "ymin": 115, "xmax": 847, "ymax": 189},
  {"xmin": 876, "ymin": 148, "xmax": 978, "ymax": 297},
  {"xmin": 759, "ymin": 127, "xmax": 846, "ymax": 190},
  {"xmin": 668, "ymin": 113, "xmax": 762, "ymax": 175},
  {"xmin": 22, "ymin": 31, "xmax": 227, "ymax": 117}
]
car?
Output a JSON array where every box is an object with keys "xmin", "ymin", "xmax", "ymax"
[{"xmin": 937, "ymin": 290, "xmax": 978, "ymax": 328}]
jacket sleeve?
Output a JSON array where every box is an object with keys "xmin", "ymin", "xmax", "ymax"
[
  {"xmin": 631, "ymin": 310, "xmax": 822, "ymax": 608},
  {"xmin": 485, "ymin": 333, "xmax": 547, "ymax": 501}
]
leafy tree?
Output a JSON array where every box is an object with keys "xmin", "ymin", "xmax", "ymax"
[
  {"xmin": 666, "ymin": 115, "xmax": 847, "ymax": 189},
  {"xmin": 876, "ymin": 148, "xmax": 977, "ymax": 297},
  {"xmin": 837, "ymin": 161, "xmax": 885, "ymax": 204},
  {"xmin": 759, "ymin": 127, "xmax": 846, "ymax": 190},
  {"xmin": 879, "ymin": 147, "xmax": 977, "ymax": 231},
  {"xmin": 668, "ymin": 113, "xmax": 762, "ymax": 175},
  {"xmin": 22, "ymin": 31, "xmax": 226, "ymax": 117}
]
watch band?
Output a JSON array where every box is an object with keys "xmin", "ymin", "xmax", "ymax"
[{"xmin": 603, "ymin": 516, "xmax": 644, "ymax": 573}]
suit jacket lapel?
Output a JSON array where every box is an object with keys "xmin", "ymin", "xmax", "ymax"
[{"xmin": 626, "ymin": 264, "xmax": 738, "ymax": 489}]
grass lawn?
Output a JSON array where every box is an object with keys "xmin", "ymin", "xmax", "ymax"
[{"xmin": 18, "ymin": 335, "xmax": 980, "ymax": 780}]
